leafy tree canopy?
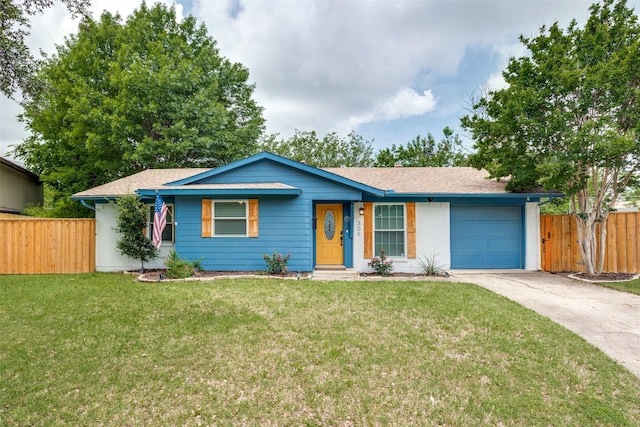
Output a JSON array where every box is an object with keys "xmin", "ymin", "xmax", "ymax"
[
  {"xmin": 259, "ymin": 130, "xmax": 375, "ymax": 167},
  {"xmin": 461, "ymin": 0, "xmax": 640, "ymax": 274},
  {"xmin": 1, "ymin": 0, "xmax": 90, "ymax": 100},
  {"xmin": 14, "ymin": 2, "xmax": 264, "ymax": 216},
  {"xmin": 374, "ymin": 127, "xmax": 468, "ymax": 167}
]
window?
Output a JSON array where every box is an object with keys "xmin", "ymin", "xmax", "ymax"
[
  {"xmin": 213, "ymin": 200, "xmax": 248, "ymax": 236},
  {"xmin": 202, "ymin": 199, "xmax": 258, "ymax": 238},
  {"xmin": 147, "ymin": 204, "xmax": 174, "ymax": 244},
  {"xmin": 374, "ymin": 204, "xmax": 405, "ymax": 257}
]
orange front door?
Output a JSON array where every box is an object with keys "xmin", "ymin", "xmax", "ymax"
[{"xmin": 316, "ymin": 204, "xmax": 344, "ymax": 265}]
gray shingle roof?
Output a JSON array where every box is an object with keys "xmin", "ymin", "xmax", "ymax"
[
  {"xmin": 324, "ymin": 167, "xmax": 508, "ymax": 194},
  {"xmin": 71, "ymin": 169, "xmax": 209, "ymax": 198},
  {"xmin": 72, "ymin": 165, "xmax": 510, "ymax": 198}
]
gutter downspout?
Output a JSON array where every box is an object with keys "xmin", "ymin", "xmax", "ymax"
[{"xmin": 80, "ymin": 199, "xmax": 96, "ymax": 211}]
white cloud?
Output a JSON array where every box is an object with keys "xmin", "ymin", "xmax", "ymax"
[
  {"xmin": 347, "ymin": 88, "xmax": 437, "ymax": 128},
  {"xmin": 192, "ymin": 0, "xmax": 601, "ymax": 139},
  {"xmin": 3, "ymin": 0, "xmax": 630, "ymax": 159}
]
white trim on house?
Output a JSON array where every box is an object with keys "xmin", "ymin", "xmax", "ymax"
[
  {"xmin": 95, "ymin": 203, "xmax": 170, "ymax": 272},
  {"xmin": 353, "ymin": 201, "xmax": 452, "ymax": 274},
  {"xmin": 525, "ymin": 202, "xmax": 541, "ymax": 270}
]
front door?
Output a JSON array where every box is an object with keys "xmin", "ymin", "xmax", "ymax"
[{"xmin": 316, "ymin": 204, "xmax": 344, "ymax": 265}]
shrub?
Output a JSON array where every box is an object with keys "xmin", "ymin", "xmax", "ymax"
[
  {"xmin": 164, "ymin": 250, "xmax": 203, "ymax": 279},
  {"xmin": 368, "ymin": 249, "xmax": 394, "ymax": 276},
  {"xmin": 114, "ymin": 195, "xmax": 159, "ymax": 272},
  {"xmin": 263, "ymin": 252, "xmax": 290, "ymax": 275},
  {"xmin": 417, "ymin": 251, "xmax": 447, "ymax": 276}
]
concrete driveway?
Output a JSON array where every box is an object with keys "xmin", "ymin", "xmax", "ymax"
[{"xmin": 449, "ymin": 270, "xmax": 640, "ymax": 378}]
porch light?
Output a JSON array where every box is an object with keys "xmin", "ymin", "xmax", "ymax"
[{"xmin": 359, "ymin": 206, "xmax": 365, "ymax": 216}]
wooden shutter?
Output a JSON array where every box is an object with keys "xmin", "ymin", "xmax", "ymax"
[
  {"xmin": 248, "ymin": 199, "xmax": 259, "ymax": 237},
  {"xmin": 363, "ymin": 202, "xmax": 373, "ymax": 259},
  {"xmin": 406, "ymin": 202, "xmax": 416, "ymax": 259},
  {"xmin": 201, "ymin": 199, "xmax": 212, "ymax": 237}
]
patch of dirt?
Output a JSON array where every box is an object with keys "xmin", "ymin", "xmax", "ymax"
[{"xmin": 572, "ymin": 272, "xmax": 636, "ymax": 282}]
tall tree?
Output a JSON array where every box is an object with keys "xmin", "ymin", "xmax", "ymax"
[
  {"xmin": 15, "ymin": 3, "xmax": 264, "ymax": 216},
  {"xmin": 461, "ymin": 0, "xmax": 640, "ymax": 275},
  {"xmin": 260, "ymin": 130, "xmax": 375, "ymax": 167},
  {"xmin": 374, "ymin": 127, "xmax": 468, "ymax": 167},
  {"xmin": 1, "ymin": 0, "xmax": 90, "ymax": 100}
]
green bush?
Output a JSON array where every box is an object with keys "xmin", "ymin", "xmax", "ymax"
[
  {"xmin": 164, "ymin": 250, "xmax": 202, "ymax": 279},
  {"xmin": 368, "ymin": 249, "xmax": 394, "ymax": 276},
  {"xmin": 263, "ymin": 252, "xmax": 290, "ymax": 274}
]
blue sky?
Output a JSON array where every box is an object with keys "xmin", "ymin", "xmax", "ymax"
[{"xmin": 2, "ymin": 0, "xmax": 637, "ymax": 160}]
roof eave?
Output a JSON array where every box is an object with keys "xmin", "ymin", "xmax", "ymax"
[
  {"xmin": 136, "ymin": 188, "xmax": 302, "ymax": 197},
  {"xmin": 365, "ymin": 192, "xmax": 565, "ymax": 202}
]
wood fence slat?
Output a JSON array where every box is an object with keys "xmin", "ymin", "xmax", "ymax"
[
  {"xmin": 0, "ymin": 219, "xmax": 96, "ymax": 274},
  {"xmin": 628, "ymin": 213, "xmax": 638, "ymax": 273},
  {"xmin": 540, "ymin": 212, "xmax": 640, "ymax": 274},
  {"xmin": 616, "ymin": 214, "xmax": 627, "ymax": 273},
  {"xmin": 608, "ymin": 217, "xmax": 618, "ymax": 273}
]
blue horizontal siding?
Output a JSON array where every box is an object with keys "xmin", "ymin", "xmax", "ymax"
[
  {"xmin": 197, "ymin": 159, "xmax": 363, "ymax": 201},
  {"xmin": 170, "ymin": 159, "xmax": 365, "ymax": 272},
  {"xmin": 174, "ymin": 195, "xmax": 314, "ymax": 272}
]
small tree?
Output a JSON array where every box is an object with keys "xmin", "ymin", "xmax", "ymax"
[{"xmin": 114, "ymin": 195, "xmax": 158, "ymax": 272}]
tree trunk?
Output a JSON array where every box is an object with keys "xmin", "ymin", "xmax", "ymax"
[
  {"xmin": 596, "ymin": 211, "xmax": 610, "ymax": 275},
  {"xmin": 574, "ymin": 213, "xmax": 597, "ymax": 275}
]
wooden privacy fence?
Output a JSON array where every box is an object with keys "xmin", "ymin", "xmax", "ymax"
[
  {"xmin": 541, "ymin": 212, "xmax": 640, "ymax": 273},
  {"xmin": 0, "ymin": 218, "xmax": 95, "ymax": 274}
]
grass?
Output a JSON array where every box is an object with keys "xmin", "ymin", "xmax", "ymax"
[
  {"xmin": 597, "ymin": 277, "xmax": 640, "ymax": 295},
  {"xmin": 1, "ymin": 274, "xmax": 639, "ymax": 426}
]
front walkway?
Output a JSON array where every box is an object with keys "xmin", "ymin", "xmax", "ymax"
[{"xmin": 450, "ymin": 270, "xmax": 640, "ymax": 378}]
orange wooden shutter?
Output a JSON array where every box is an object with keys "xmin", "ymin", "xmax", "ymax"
[
  {"xmin": 363, "ymin": 202, "xmax": 373, "ymax": 259},
  {"xmin": 248, "ymin": 199, "xmax": 259, "ymax": 237},
  {"xmin": 406, "ymin": 202, "xmax": 416, "ymax": 259},
  {"xmin": 201, "ymin": 199, "xmax": 212, "ymax": 237}
]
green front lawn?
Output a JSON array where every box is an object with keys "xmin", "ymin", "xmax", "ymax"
[
  {"xmin": 1, "ymin": 274, "xmax": 639, "ymax": 426},
  {"xmin": 598, "ymin": 277, "xmax": 640, "ymax": 295}
]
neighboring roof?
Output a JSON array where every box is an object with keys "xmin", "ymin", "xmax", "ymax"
[
  {"xmin": 0, "ymin": 156, "xmax": 40, "ymax": 182},
  {"xmin": 324, "ymin": 166, "xmax": 510, "ymax": 194}
]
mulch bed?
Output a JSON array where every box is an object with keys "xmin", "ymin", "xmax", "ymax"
[
  {"xmin": 571, "ymin": 272, "xmax": 636, "ymax": 282},
  {"xmin": 138, "ymin": 269, "xmax": 310, "ymax": 281},
  {"xmin": 136, "ymin": 269, "xmax": 440, "ymax": 281}
]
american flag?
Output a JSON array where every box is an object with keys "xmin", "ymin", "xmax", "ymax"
[{"xmin": 153, "ymin": 192, "xmax": 168, "ymax": 248}]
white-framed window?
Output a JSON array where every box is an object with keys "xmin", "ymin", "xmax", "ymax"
[
  {"xmin": 147, "ymin": 204, "xmax": 174, "ymax": 245},
  {"xmin": 374, "ymin": 203, "xmax": 405, "ymax": 257},
  {"xmin": 213, "ymin": 200, "xmax": 248, "ymax": 237}
]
